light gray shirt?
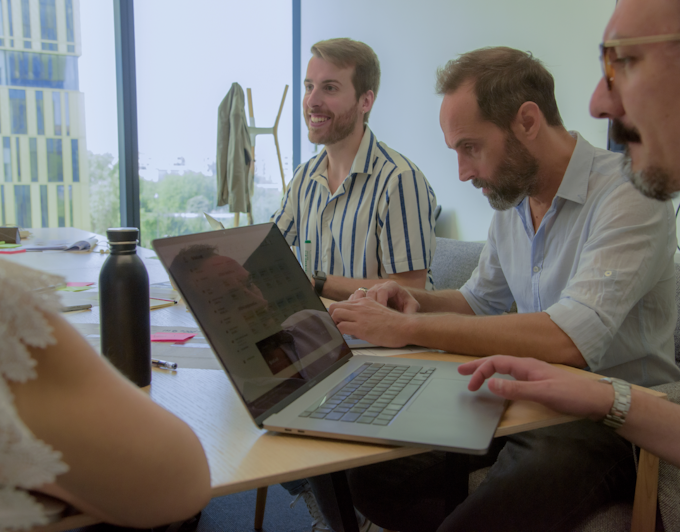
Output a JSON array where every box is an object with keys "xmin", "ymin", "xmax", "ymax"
[{"xmin": 460, "ymin": 132, "xmax": 680, "ymax": 387}]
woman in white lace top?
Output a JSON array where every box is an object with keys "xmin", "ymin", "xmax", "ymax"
[{"xmin": 0, "ymin": 259, "xmax": 210, "ymax": 531}]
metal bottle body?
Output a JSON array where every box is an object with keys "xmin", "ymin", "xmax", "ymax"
[{"xmin": 99, "ymin": 246, "xmax": 151, "ymax": 386}]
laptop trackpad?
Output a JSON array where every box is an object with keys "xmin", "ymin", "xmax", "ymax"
[{"xmin": 407, "ymin": 378, "xmax": 498, "ymax": 418}]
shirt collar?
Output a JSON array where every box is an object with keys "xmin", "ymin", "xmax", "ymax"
[
  {"xmin": 553, "ymin": 131, "xmax": 595, "ymax": 205},
  {"xmin": 309, "ymin": 126, "xmax": 377, "ymax": 181}
]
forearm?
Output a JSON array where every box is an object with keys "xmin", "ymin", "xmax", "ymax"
[
  {"xmin": 408, "ymin": 288, "xmax": 475, "ymax": 314},
  {"xmin": 402, "ymin": 311, "xmax": 585, "ymax": 366},
  {"xmin": 322, "ymin": 270, "xmax": 427, "ymax": 301}
]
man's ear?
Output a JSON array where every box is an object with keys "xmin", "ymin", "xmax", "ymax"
[
  {"xmin": 360, "ymin": 90, "xmax": 375, "ymax": 115},
  {"xmin": 513, "ymin": 101, "xmax": 541, "ymax": 141}
]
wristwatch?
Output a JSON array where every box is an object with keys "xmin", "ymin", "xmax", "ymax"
[
  {"xmin": 598, "ymin": 377, "xmax": 632, "ymax": 430},
  {"xmin": 313, "ymin": 270, "xmax": 327, "ymax": 296}
]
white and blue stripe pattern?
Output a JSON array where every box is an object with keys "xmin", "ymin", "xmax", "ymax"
[{"xmin": 272, "ymin": 127, "xmax": 437, "ymax": 289}]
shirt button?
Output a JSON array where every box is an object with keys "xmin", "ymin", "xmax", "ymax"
[
  {"xmin": 604, "ymin": 270, "xmax": 612, "ymax": 277},
  {"xmin": 533, "ymin": 266, "xmax": 540, "ymax": 273}
]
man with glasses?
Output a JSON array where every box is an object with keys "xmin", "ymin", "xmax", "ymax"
[{"xmin": 327, "ymin": 44, "xmax": 680, "ymax": 531}]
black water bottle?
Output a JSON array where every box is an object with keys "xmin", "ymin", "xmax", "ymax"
[{"xmin": 99, "ymin": 227, "xmax": 151, "ymax": 386}]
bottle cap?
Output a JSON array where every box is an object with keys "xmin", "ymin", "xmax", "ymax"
[{"xmin": 107, "ymin": 227, "xmax": 139, "ymax": 243}]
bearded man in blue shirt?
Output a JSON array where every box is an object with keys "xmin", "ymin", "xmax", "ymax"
[{"xmin": 328, "ymin": 46, "xmax": 680, "ymax": 531}]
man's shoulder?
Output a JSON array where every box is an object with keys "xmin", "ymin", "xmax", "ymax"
[{"xmin": 373, "ymin": 139, "xmax": 422, "ymax": 175}]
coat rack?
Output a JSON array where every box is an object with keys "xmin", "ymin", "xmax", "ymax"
[{"xmin": 232, "ymin": 85, "xmax": 288, "ymax": 227}]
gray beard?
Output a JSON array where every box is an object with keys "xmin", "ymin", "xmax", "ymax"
[{"xmin": 623, "ymin": 150, "xmax": 677, "ymax": 202}]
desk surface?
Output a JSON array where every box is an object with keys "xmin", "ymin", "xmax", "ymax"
[{"xmin": 16, "ymin": 227, "xmax": 662, "ymax": 532}]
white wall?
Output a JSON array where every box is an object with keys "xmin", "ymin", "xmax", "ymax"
[{"xmin": 300, "ymin": 0, "xmax": 616, "ymax": 241}]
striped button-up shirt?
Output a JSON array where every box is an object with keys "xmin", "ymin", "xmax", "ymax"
[{"xmin": 272, "ymin": 127, "xmax": 437, "ymax": 289}]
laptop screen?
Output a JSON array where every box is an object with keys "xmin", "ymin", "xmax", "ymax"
[{"xmin": 153, "ymin": 223, "xmax": 352, "ymax": 420}]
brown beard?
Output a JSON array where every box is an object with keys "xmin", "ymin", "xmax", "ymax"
[
  {"xmin": 472, "ymin": 132, "xmax": 540, "ymax": 211},
  {"xmin": 306, "ymin": 100, "xmax": 360, "ymax": 146}
]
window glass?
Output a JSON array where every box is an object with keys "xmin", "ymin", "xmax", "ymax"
[
  {"xmin": 71, "ymin": 138, "xmax": 78, "ymax": 181},
  {"xmin": 14, "ymin": 184, "xmax": 30, "ymax": 226},
  {"xmin": 52, "ymin": 90, "xmax": 61, "ymax": 135},
  {"xmin": 3, "ymin": 137, "xmax": 11, "ymax": 182},
  {"xmin": 40, "ymin": 183, "xmax": 47, "ymax": 226},
  {"xmin": 134, "ymin": 0, "xmax": 292, "ymax": 247},
  {"xmin": 36, "ymin": 90, "xmax": 44, "ymax": 134},
  {"xmin": 9, "ymin": 88, "xmax": 27, "ymax": 134},
  {"xmin": 46, "ymin": 138, "xmax": 62, "ymax": 181},
  {"xmin": 0, "ymin": 185, "xmax": 5, "ymax": 224},
  {"xmin": 29, "ymin": 137, "xmax": 37, "ymax": 181},
  {"xmin": 0, "ymin": 0, "xmax": 5, "ymax": 47},
  {"xmin": 64, "ymin": 92, "xmax": 69, "ymax": 135},
  {"xmin": 65, "ymin": 0, "xmax": 74, "ymax": 43},
  {"xmin": 56, "ymin": 182, "xmax": 64, "ymax": 226},
  {"xmin": 4, "ymin": 52, "xmax": 79, "ymax": 89},
  {"xmin": 21, "ymin": 0, "xmax": 31, "ymax": 50},
  {"xmin": 15, "ymin": 137, "xmax": 20, "ymax": 179},
  {"xmin": 39, "ymin": 0, "xmax": 56, "ymax": 40},
  {"xmin": 7, "ymin": 0, "xmax": 14, "ymax": 46}
]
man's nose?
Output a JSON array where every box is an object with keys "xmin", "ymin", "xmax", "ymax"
[
  {"xmin": 458, "ymin": 159, "xmax": 475, "ymax": 183},
  {"xmin": 306, "ymin": 87, "xmax": 322, "ymax": 108},
  {"xmin": 589, "ymin": 77, "xmax": 624, "ymax": 120}
]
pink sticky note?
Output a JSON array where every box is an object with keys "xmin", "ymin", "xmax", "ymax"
[
  {"xmin": 67, "ymin": 282, "xmax": 95, "ymax": 287},
  {"xmin": 0, "ymin": 248, "xmax": 26, "ymax": 254},
  {"xmin": 151, "ymin": 332, "xmax": 196, "ymax": 343}
]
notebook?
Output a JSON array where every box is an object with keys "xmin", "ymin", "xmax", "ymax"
[{"xmin": 153, "ymin": 223, "xmax": 508, "ymax": 454}]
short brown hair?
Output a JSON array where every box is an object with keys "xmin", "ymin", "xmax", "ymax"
[
  {"xmin": 435, "ymin": 47, "xmax": 563, "ymax": 130},
  {"xmin": 311, "ymin": 38, "xmax": 381, "ymax": 122}
]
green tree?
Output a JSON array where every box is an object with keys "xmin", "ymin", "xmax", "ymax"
[{"xmin": 88, "ymin": 152, "xmax": 120, "ymax": 235}]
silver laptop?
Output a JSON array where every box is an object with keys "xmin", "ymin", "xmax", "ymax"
[
  {"xmin": 204, "ymin": 212, "xmax": 225, "ymax": 230},
  {"xmin": 153, "ymin": 223, "xmax": 507, "ymax": 454}
]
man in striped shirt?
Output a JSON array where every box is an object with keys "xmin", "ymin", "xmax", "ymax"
[{"xmin": 272, "ymin": 38, "xmax": 437, "ymax": 302}]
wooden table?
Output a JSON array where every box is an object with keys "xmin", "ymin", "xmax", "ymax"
[{"xmin": 16, "ymin": 228, "xmax": 663, "ymax": 532}]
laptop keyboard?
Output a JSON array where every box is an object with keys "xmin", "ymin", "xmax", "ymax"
[{"xmin": 299, "ymin": 363, "xmax": 436, "ymax": 426}]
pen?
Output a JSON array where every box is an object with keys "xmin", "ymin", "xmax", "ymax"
[
  {"xmin": 61, "ymin": 303, "xmax": 93, "ymax": 312},
  {"xmin": 152, "ymin": 358, "xmax": 178, "ymax": 370}
]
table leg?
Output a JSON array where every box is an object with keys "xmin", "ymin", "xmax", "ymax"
[
  {"xmin": 631, "ymin": 449, "xmax": 659, "ymax": 532},
  {"xmin": 330, "ymin": 470, "xmax": 360, "ymax": 532},
  {"xmin": 445, "ymin": 453, "xmax": 469, "ymax": 516}
]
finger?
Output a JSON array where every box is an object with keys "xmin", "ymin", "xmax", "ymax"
[
  {"xmin": 349, "ymin": 289, "xmax": 368, "ymax": 301},
  {"xmin": 465, "ymin": 359, "xmax": 504, "ymax": 391},
  {"xmin": 329, "ymin": 307, "xmax": 358, "ymax": 325},
  {"xmin": 401, "ymin": 298, "xmax": 420, "ymax": 314},
  {"xmin": 374, "ymin": 288, "xmax": 390, "ymax": 307}
]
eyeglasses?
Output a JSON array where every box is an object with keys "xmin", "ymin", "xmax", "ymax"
[{"xmin": 600, "ymin": 33, "xmax": 680, "ymax": 90}]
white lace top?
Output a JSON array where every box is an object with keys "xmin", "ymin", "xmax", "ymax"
[{"xmin": 0, "ymin": 259, "xmax": 69, "ymax": 531}]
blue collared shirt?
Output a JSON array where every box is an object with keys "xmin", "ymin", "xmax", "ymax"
[{"xmin": 460, "ymin": 133, "xmax": 680, "ymax": 386}]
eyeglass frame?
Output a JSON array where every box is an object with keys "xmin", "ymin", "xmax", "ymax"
[{"xmin": 600, "ymin": 33, "xmax": 680, "ymax": 90}]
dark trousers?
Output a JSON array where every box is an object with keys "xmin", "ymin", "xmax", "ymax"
[{"xmin": 346, "ymin": 420, "xmax": 637, "ymax": 532}]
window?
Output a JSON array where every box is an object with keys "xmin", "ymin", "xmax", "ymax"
[
  {"xmin": 71, "ymin": 138, "xmax": 78, "ymax": 181},
  {"xmin": 0, "ymin": 185, "xmax": 5, "ymax": 224},
  {"xmin": 134, "ymin": 1, "xmax": 292, "ymax": 247},
  {"xmin": 39, "ymin": 0, "xmax": 57, "ymax": 51},
  {"xmin": 21, "ymin": 0, "xmax": 31, "ymax": 49},
  {"xmin": 3, "ymin": 137, "xmax": 11, "ymax": 182},
  {"xmin": 14, "ymin": 184, "xmax": 31, "ymax": 226},
  {"xmin": 5, "ymin": 52, "xmax": 79, "ymax": 89},
  {"xmin": 56, "ymin": 183, "xmax": 64, "ymax": 226},
  {"xmin": 9, "ymin": 89, "xmax": 27, "ymax": 134},
  {"xmin": 36, "ymin": 90, "xmax": 44, "ymax": 134},
  {"xmin": 40, "ymin": 183, "xmax": 47, "ymax": 226},
  {"xmin": 0, "ymin": 0, "xmax": 5, "ymax": 47},
  {"xmin": 65, "ymin": 0, "xmax": 74, "ymax": 47},
  {"xmin": 7, "ymin": 0, "xmax": 14, "ymax": 47},
  {"xmin": 29, "ymin": 137, "xmax": 37, "ymax": 181},
  {"xmin": 52, "ymin": 91, "xmax": 61, "ymax": 135},
  {"xmin": 46, "ymin": 138, "xmax": 62, "ymax": 181},
  {"xmin": 15, "ymin": 138, "xmax": 21, "ymax": 180},
  {"xmin": 65, "ymin": 92, "xmax": 70, "ymax": 135}
]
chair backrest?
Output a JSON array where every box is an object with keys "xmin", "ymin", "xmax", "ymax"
[{"xmin": 431, "ymin": 237, "xmax": 485, "ymax": 291}]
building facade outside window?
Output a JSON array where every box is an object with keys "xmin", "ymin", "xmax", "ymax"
[{"xmin": 0, "ymin": 0, "xmax": 87, "ymax": 230}]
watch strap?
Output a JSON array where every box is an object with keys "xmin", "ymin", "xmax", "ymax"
[
  {"xmin": 313, "ymin": 271, "xmax": 326, "ymax": 296},
  {"xmin": 599, "ymin": 377, "xmax": 632, "ymax": 430}
]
